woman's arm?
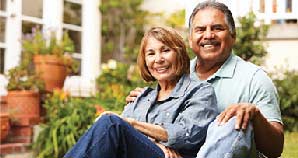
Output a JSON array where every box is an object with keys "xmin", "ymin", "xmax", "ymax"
[{"xmin": 125, "ymin": 118, "xmax": 168, "ymax": 142}]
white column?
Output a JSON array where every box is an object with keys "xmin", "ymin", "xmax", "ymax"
[
  {"xmin": 5, "ymin": 0, "xmax": 22, "ymax": 72},
  {"xmin": 81, "ymin": 0, "xmax": 101, "ymax": 80},
  {"xmin": 43, "ymin": 0, "xmax": 63, "ymax": 39},
  {"xmin": 293, "ymin": 0, "xmax": 298, "ymax": 13}
]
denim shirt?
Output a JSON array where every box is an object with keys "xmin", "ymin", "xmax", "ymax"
[{"xmin": 122, "ymin": 74, "xmax": 218, "ymax": 157}]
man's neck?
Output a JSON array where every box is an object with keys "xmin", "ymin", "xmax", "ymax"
[{"xmin": 196, "ymin": 60, "xmax": 224, "ymax": 80}]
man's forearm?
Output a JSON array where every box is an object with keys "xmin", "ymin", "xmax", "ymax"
[{"xmin": 253, "ymin": 109, "xmax": 284, "ymax": 157}]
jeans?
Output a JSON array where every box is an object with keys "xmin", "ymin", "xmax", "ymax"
[
  {"xmin": 64, "ymin": 115, "xmax": 255, "ymax": 158},
  {"xmin": 64, "ymin": 115, "xmax": 164, "ymax": 158},
  {"xmin": 197, "ymin": 117, "xmax": 256, "ymax": 158}
]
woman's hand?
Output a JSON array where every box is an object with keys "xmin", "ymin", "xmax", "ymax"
[{"xmin": 155, "ymin": 143, "xmax": 182, "ymax": 158}]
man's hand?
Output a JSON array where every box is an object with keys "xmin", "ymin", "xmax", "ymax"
[
  {"xmin": 217, "ymin": 103, "xmax": 259, "ymax": 130},
  {"xmin": 125, "ymin": 87, "xmax": 144, "ymax": 103},
  {"xmin": 155, "ymin": 143, "xmax": 182, "ymax": 158}
]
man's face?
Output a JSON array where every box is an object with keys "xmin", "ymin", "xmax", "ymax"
[{"xmin": 188, "ymin": 8, "xmax": 235, "ymax": 64}]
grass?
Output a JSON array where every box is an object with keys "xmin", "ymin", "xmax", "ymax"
[{"xmin": 282, "ymin": 132, "xmax": 298, "ymax": 158}]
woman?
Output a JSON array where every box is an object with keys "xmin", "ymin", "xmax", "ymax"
[{"xmin": 64, "ymin": 27, "xmax": 218, "ymax": 158}]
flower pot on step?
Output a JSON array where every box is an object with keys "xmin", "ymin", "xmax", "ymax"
[
  {"xmin": 7, "ymin": 90, "xmax": 40, "ymax": 126},
  {"xmin": 33, "ymin": 55, "xmax": 68, "ymax": 92}
]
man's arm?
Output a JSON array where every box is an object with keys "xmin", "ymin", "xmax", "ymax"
[
  {"xmin": 252, "ymin": 109, "xmax": 284, "ymax": 158},
  {"xmin": 125, "ymin": 87, "xmax": 144, "ymax": 103}
]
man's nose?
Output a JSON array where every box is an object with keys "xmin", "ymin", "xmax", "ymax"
[{"xmin": 204, "ymin": 28, "xmax": 214, "ymax": 39}]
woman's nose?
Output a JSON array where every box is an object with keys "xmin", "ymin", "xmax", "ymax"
[{"xmin": 154, "ymin": 53, "xmax": 164, "ymax": 62}]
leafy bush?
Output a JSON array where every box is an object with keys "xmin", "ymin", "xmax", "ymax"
[
  {"xmin": 96, "ymin": 61, "xmax": 153, "ymax": 111},
  {"xmin": 33, "ymin": 90, "xmax": 97, "ymax": 158},
  {"xmin": 233, "ymin": 12, "xmax": 269, "ymax": 65},
  {"xmin": 273, "ymin": 70, "xmax": 298, "ymax": 131}
]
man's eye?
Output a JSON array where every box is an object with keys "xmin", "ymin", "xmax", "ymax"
[
  {"xmin": 213, "ymin": 26, "xmax": 225, "ymax": 32},
  {"xmin": 195, "ymin": 28, "xmax": 205, "ymax": 33}
]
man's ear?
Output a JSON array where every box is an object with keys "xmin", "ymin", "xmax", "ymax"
[{"xmin": 188, "ymin": 35, "xmax": 193, "ymax": 49}]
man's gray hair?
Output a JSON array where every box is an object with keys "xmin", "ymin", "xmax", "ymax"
[{"xmin": 189, "ymin": 1, "xmax": 236, "ymax": 37}]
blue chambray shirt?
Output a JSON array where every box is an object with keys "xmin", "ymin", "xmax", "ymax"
[
  {"xmin": 190, "ymin": 54, "xmax": 282, "ymax": 124},
  {"xmin": 122, "ymin": 74, "xmax": 218, "ymax": 157}
]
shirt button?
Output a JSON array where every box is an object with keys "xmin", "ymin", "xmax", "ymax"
[
  {"xmin": 166, "ymin": 112, "xmax": 170, "ymax": 116},
  {"xmin": 186, "ymin": 133, "xmax": 190, "ymax": 137}
]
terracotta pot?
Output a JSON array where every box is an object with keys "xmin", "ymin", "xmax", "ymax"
[
  {"xmin": 33, "ymin": 55, "xmax": 67, "ymax": 92},
  {"xmin": 7, "ymin": 90, "xmax": 40, "ymax": 126},
  {"xmin": 0, "ymin": 113, "xmax": 10, "ymax": 142}
]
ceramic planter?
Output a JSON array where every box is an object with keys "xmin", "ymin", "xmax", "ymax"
[
  {"xmin": 33, "ymin": 55, "xmax": 68, "ymax": 92},
  {"xmin": 7, "ymin": 90, "xmax": 40, "ymax": 126}
]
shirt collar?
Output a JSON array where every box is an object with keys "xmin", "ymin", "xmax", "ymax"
[
  {"xmin": 155, "ymin": 74, "xmax": 190, "ymax": 99},
  {"xmin": 190, "ymin": 53, "xmax": 237, "ymax": 81},
  {"xmin": 213, "ymin": 54, "xmax": 236, "ymax": 78}
]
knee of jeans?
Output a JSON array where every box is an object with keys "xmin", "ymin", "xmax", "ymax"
[{"xmin": 221, "ymin": 116, "xmax": 253, "ymax": 132}]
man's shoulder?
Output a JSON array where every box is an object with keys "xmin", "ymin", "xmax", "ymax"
[{"xmin": 233, "ymin": 55, "xmax": 264, "ymax": 77}]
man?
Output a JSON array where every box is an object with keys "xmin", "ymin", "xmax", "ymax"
[{"xmin": 127, "ymin": 1, "xmax": 283, "ymax": 158}]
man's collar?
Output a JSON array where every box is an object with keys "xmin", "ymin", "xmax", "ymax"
[
  {"xmin": 190, "ymin": 53, "xmax": 237, "ymax": 81},
  {"xmin": 213, "ymin": 54, "xmax": 236, "ymax": 78}
]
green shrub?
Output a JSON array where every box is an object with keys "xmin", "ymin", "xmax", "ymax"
[
  {"xmin": 273, "ymin": 70, "xmax": 298, "ymax": 131},
  {"xmin": 33, "ymin": 90, "xmax": 97, "ymax": 158},
  {"xmin": 96, "ymin": 61, "xmax": 153, "ymax": 111}
]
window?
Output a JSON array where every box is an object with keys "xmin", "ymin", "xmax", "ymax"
[
  {"xmin": 260, "ymin": 0, "xmax": 265, "ymax": 13},
  {"xmin": 0, "ymin": 17, "xmax": 5, "ymax": 42},
  {"xmin": 286, "ymin": 0, "xmax": 292, "ymax": 13},
  {"xmin": 64, "ymin": 1, "xmax": 81, "ymax": 26},
  {"xmin": 63, "ymin": 0, "xmax": 82, "ymax": 75},
  {"xmin": 22, "ymin": 0, "xmax": 43, "ymax": 18},
  {"xmin": 0, "ymin": 48, "xmax": 4, "ymax": 74},
  {"xmin": 0, "ymin": 0, "xmax": 6, "ymax": 11},
  {"xmin": 272, "ymin": 0, "xmax": 277, "ymax": 13}
]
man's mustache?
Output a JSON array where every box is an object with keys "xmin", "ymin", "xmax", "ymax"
[{"xmin": 199, "ymin": 40, "xmax": 220, "ymax": 46}]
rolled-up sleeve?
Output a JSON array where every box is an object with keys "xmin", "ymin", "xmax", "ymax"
[{"xmin": 160, "ymin": 83, "xmax": 218, "ymax": 153}]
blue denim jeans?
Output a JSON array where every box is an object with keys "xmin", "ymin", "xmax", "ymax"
[
  {"xmin": 197, "ymin": 117, "xmax": 256, "ymax": 158},
  {"xmin": 64, "ymin": 115, "xmax": 164, "ymax": 158},
  {"xmin": 64, "ymin": 115, "xmax": 255, "ymax": 158}
]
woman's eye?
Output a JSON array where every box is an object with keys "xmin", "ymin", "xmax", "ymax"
[
  {"xmin": 146, "ymin": 52, "xmax": 155, "ymax": 57},
  {"xmin": 163, "ymin": 49, "xmax": 170, "ymax": 52}
]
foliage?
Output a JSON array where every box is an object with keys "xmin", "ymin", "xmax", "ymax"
[
  {"xmin": 272, "ymin": 70, "xmax": 298, "ymax": 131},
  {"xmin": 233, "ymin": 12, "xmax": 269, "ymax": 65},
  {"xmin": 6, "ymin": 66, "xmax": 44, "ymax": 91},
  {"xmin": 99, "ymin": 0, "xmax": 149, "ymax": 63},
  {"xmin": 96, "ymin": 61, "xmax": 153, "ymax": 111},
  {"xmin": 166, "ymin": 10, "xmax": 185, "ymax": 28},
  {"xmin": 6, "ymin": 45, "xmax": 44, "ymax": 91},
  {"xmin": 33, "ymin": 90, "xmax": 97, "ymax": 158},
  {"xmin": 22, "ymin": 28, "xmax": 78, "ymax": 73}
]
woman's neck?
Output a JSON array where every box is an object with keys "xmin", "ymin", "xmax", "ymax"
[{"xmin": 157, "ymin": 79, "xmax": 178, "ymax": 101}]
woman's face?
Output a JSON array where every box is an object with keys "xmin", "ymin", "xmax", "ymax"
[{"xmin": 144, "ymin": 37, "xmax": 177, "ymax": 82}]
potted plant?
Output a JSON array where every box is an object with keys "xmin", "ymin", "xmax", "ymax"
[
  {"xmin": 22, "ymin": 28, "xmax": 78, "ymax": 92},
  {"xmin": 6, "ymin": 52, "xmax": 44, "ymax": 126}
]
